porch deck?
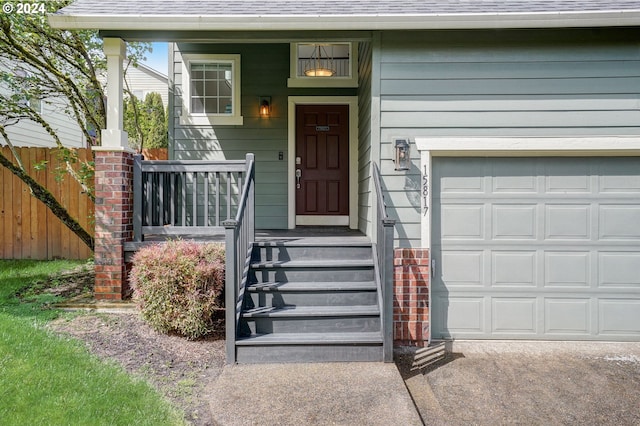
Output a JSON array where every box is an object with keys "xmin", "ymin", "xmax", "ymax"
[{"xmin": 124, "ymin": 227, "xmax": 368, "ymax": 258}]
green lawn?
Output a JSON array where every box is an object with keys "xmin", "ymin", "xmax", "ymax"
[{"xmin": 0, "ymin": 260, "xmax": 185, "ymax": 426}]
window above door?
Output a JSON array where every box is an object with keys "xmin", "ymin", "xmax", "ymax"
[{"xmin": 288, "ymin": 42, "xmax": 358, "ymax": 88}]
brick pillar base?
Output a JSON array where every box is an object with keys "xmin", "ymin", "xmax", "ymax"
[
  {"xmin": 93, "ymin": 150, "xmax": 134, "ymax": 300},
  {"xmin": 393, "ymin": 248, "xmax": 430, "ymax": 347}
]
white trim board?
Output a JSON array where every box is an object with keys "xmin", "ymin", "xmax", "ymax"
[
  {"xmin": 415, "ymin": 136, "xmax": 640, "ymax": 156},
  {"xmin": 287, "ymin": 96, "xmax": 359, "ymax": 229},
  {"xmin": 50, "ymin": 12, "xmax": 640, "ymax": 32}
]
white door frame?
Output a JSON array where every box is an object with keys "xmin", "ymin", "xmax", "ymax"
[{"xmin": 287, "ymin": 96, "xmax": 359, "ymax": 229}]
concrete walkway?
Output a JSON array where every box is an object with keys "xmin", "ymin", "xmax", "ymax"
[{"xmin": 206, "ymin": 362, "xmax": 422, "ymax": 426}]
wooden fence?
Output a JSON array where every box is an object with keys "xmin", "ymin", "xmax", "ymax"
[{"xmin": 0, "ymin": 147, "xmax": 94, "ymax": 260}]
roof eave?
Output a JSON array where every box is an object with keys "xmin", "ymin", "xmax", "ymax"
[{"xmin": 49, "ymin": 11, "xmax": 640, "ymax": 32}]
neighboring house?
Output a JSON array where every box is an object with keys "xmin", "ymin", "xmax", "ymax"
[
  {"xmin": 0, "ymin": 63, "xmax": 85, "ymax": 148},
  {"xmin": 51, "ymin": 1, "xmax": 640, "ymax": 350},
  {"xmin": 122, "ymin": 61, "xmax": 169, "ymax": 108},
  {"xmin": 0, "ymin": 60, "xmax": 167, "ymax": 148}
]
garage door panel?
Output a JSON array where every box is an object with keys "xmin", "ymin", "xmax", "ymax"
[
  {"xmin": 600, "ymin": 175, "xmax": 640, "ymax": 193},
  {"xmin": 545, "ymin": 205, "xmax": 591, "ymax": 239},
  {"xmin": 440, "ymin": 297, "xmax": 485, "ymax": 335},
  {"xmin": 545, "ymin": 160, "xmax": 591, "ymax": 193},
  {"xmin": 599, "ymin": 206, "xmax": 640, "ymax": 239},
  {"xmin": 493, "ymin": 252, "xmax": 536, "ymax": 287},
  {"xmin": 492, "ymin": 160, "xmax": 538, "ymax": 192},
  {"xmin": 437, "ymin": 159, "xmax": 486, "ymax": 193},
  {"xmin": 433, "ymin": 156, "xmax": 640, "ymax": 341},
  {"xmin": 599, "ymin": 253, "xmax": 640, "ymax": 287},
  {"xmin": 544, "ymin": 298, "xmax": 591, "ymax": 335},
  {"xmin": 544, "ymin": 252, "xmax": 590, "ymax": 287},
  {"xmin": 493, "ymin": 205, "xmax": 537, "ymax": 239},
  {"xmin": 441, "ymin": 204, "xmax": 484, "ymax": 239},
  {"xmin": 598, "ymin": 300, "xmax": 640, "ymax": 335},
  {"xmin": 492, "ymin": 298, "xmax": 537, "ymax": 334},
  {"xmin": 599, "ymin": 158, "xmax": 640, "ymax": 193},
  {"xmin": 440, "ymin": 251, "xmax": 484, "ymax": 286}
]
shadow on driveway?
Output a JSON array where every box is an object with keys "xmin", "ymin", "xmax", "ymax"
[{"xmin": 396, "ymin": 342, "xmax": 640, "ymax": 425}]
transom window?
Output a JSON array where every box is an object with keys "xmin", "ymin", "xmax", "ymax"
[
  {"xmin": 181, "ymin": 54, "xmax": 243, "ymax": 126},
  {"xmin": 288, "ymin": 42, "xmax": 358, "ymax": 88}
]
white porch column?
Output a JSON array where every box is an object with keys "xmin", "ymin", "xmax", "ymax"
[{"xmin": 101, "ymin": 37, "xmax": 129, "ymax": 149}]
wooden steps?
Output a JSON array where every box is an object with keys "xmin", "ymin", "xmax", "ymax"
[{"xmin": 234, "ymin": 241, "xmax": 383, "ymax": 363}]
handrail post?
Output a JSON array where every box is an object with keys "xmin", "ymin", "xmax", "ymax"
[
  {"xmin": 223, "ymin": 219, "xmax": 239, "ymax": 364},
  {"xmin": 382, "ymin": 218, "xmax": 396, "ymax": 362},
  {"xmin": 245, "ymin": 153, "xmax": 255, "ymax": 242},
  {"xmin": 373, "ymin": 161, "xmax": 396, "ymax": 362},
  {"xmin": 133, "ymin": 154, "xmax": 143, "ymax": 242}
]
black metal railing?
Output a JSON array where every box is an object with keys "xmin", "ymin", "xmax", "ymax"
[
  {"xmin": 223, "ymin": 153, "xmax": 255, "ymax": 364},
  {"xmin": 373, "ymin": 162, "xmax": 396, "ymax": 362}
]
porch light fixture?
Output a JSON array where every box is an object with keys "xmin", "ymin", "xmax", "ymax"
[
  {"xmin": 259, "ymin": 96, "xmax": 271, "ymax": 117},
  {"xmin": 304, "ymin": 44, "xmax": 336, "ymax": 77},
  {"xmin": 394, "ymin": 138, "xmax": 411, "ymax": 171}
]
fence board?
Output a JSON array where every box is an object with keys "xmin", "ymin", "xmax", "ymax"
[
  {"xmin": 34, "ymin": 147, "xmax": 48, "ymax": 259},
  {"xmin": 142, "ymin": 148, "xmax": 168, "ymax": 160},
  {"xmin": 2, "ymin": 162, "xmax": 13, "ymax": 258},
  {"xmin": 21, "ymin": 148, "xmax": 32, "ymax": 259},
  {"xmin": 0, "ymin": 147, "xmax": 95, "ymax": 260}
]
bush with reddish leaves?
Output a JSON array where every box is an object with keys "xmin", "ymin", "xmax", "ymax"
[{"xmin": 129, "ymin": 240, "xmax": 225, "ymax": 339}]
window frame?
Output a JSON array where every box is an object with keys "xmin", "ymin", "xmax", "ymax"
[
  {"xmin": 14, "ymin": 68, "xmax": 43, "ymax": 114},
  {"xmin": 180, "ymin": 53, "xmax": 243, "ymax": 126},
  {"xmin": 288, "ymin": 42, "xmax": 359, "ymax": 88}
]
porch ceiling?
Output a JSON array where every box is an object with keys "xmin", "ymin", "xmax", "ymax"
[{"xmin": 50, "ymin": 0, "xmax": 640, "ymax": 32}]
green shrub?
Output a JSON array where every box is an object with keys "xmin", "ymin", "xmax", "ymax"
[{"xmin": 129, "ymin": 240, "xmax": 225, "ymax": 339}]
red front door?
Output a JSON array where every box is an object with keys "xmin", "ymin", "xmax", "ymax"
[{"xmin": 295, "ymin": 104, "xmax": 349, "ymax": 221}]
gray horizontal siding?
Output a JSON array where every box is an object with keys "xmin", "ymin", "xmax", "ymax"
[
  {"xmin": 377, "ymin": 27, "xmax": 640, "ymax": 248},
  {"xmin": 172, "ymin": 43, "xmax": 291, "ymax": 229},
  {"xmin": 357, "ymin": 41, "xmax": 373, "ymax": 237},
  {"xmin": 171, "ymin": 41, "xmax": 358, "ymax": 230}
]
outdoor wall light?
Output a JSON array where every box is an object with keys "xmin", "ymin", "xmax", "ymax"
[
  {"xmin": 394, "ymin": 138, "xmax": 411, "ymax": 171},
  {"xmin": 259, "ymin": 96, "xmax": 271, "ymax": 117}
]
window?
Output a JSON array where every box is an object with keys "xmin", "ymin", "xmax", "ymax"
[
  {"xmin": 14, "ymin": 69, "xmax": 43, "ymax": 114},
  {"xmin": 28, "ymin": 97, "xmax": 43, "ymax": 114},
  {"xmin": 288, "ymin": 42, "xmax": 358, "ymax": 88},
  {"xmin": 181, "ymin": 54, "xmax": 243, "ymax": 125}
]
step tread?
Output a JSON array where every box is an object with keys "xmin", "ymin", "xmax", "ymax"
[
  {"xmin": 236, "ymin": 331, "xmax": 383, "ymax": 346},
  {"xmin": 250, "ymin": 259, "xmax": 374, "ymax": 269},
  {"xmin": 242, "ymin": 305, "xmax": 380, "ymax": 318},
  {"xmin": 247, "ymin": 281, "xmax": 377, "ymax": 292},
  {"xmin": 253, "ymin": 241, "xmax": 372, "ymax": 248}
]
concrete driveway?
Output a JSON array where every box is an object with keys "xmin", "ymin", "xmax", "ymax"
[{"xmin": 396, "ymin": 342, "xmax": 640, "ymax": 425}]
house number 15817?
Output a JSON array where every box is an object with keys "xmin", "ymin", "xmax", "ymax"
[{"xmin": 422, "ymin": 165, "xmax": 429, "ymax": 215}]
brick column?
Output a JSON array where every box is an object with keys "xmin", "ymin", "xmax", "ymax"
[
  {"xmin": 394, "ymin": 248, "xmax": 430, "ymax": 347},
  {"xmin": 93, "ymin": 150, "xmax": 134, "ymax": 300}
]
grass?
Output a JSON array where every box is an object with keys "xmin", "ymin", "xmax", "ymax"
[{"xmin": 0, "ymin": 259, "xmax": 185, "ymax": 426}]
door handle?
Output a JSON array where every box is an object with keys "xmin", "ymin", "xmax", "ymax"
[{"xmin": 295, "ymin": 169, "xmax": 302, "ymax": 189}]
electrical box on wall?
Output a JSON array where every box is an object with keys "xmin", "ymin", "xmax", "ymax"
[{"xmin": 394, "ymin": 138, "xmax": 411, "ymax": 171}]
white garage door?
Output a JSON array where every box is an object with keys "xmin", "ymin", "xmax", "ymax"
[{"xmin": 432, "ymin": 157, "xmax": 640, "ymax": 341}]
